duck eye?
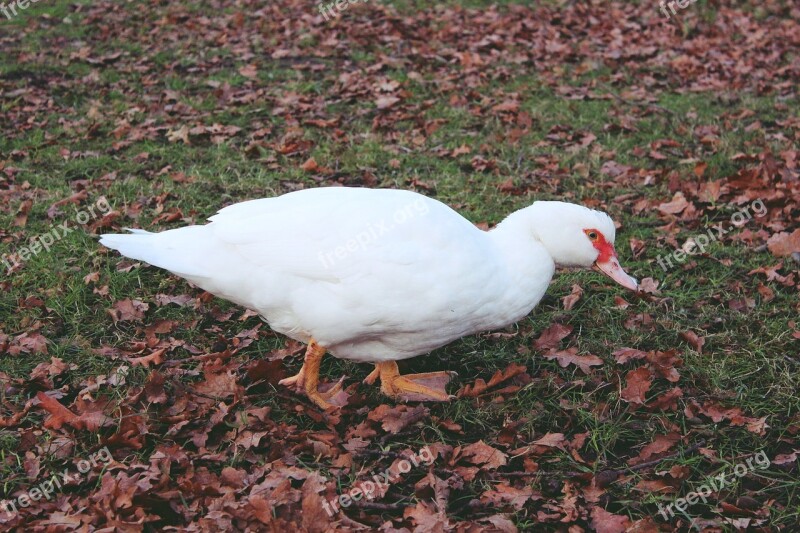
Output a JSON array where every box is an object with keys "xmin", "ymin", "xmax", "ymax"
[{"xmin": 587, "ymin": 231, "xmax": 598, "ymax": 241}]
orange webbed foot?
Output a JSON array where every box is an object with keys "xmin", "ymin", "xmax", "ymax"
[
  {"xmin": 279, "ymin": 340, "xmax": 348, "ymax": 409},
  {"xmin": 370, "ymin": 361, "xmax": 456, "ymax": 402}
]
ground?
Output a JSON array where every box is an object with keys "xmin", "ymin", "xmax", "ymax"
[{"xmin": 1, "ymin": 0, "xmax": 799, "ymax": 530}]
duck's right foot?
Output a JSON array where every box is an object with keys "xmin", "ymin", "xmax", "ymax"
[{"xmin": 369, "ymin": 361, "xmax": 456, "ymax": 402}]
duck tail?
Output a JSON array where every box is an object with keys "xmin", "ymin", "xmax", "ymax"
[{"xmin": 100, "ymin": 226, "xmax": 211, "ymax": 278}]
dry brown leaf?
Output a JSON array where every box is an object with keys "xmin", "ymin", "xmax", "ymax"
[
  {"xmin": 301, "ymin": 157, "xmax": 319, "ymax": 172},
  {"xmin": 479, "ymin": 483, "xmax": 536, "ymax": 510},
  {"xmin": 108, "ymin": 299, "xmax": 149, "ymax": 323},
  {"xmin": 460, "ymin": 440, "xmax": 508, "ymax": 470},
  {"xmin": 647, "ymin": 350, "xmax": 682, "ymax": 382},
  {"xmin": 685, "ymin": 400, "xmax": 768, "ymax": 435},
  {"xmin": 458, "ymin": 362, "xmax": 528, "ymax": 398},
  {"xmin": 300, "ymin": 472, "xmax": 330, "ymax": 533},
  {"xmin": 767, "ymin": 229, "xmax": 800, "ymax": 257},
  {"xmin": 194, "ymin": 371, "xmax": 240, "ymax": 400},
  {"xmin": 645, "ymin": 387, "xmax": 683, "ymax": 411},
  {"xmin": 367, "ymin": 404, "xmax": 429, "ymax": 434},
  {"xmin": 36, "ymin": 392, "xmax": 81, "ymax": 430},
  {"xmin": 14, "ymin": 199, "xmax": 32, "ymax": 227},
  {"xmin": 405, "ymin": 501, "xmax": 450, "ymax": 531},
  {"xmin": 657, "ymin": 192, "xmax": 689, "ymax": 215},
  {"xmin": 376, "ymin": 95, "xmax": 400, "ymax": 109},
  {"xmin": 9, "ymin": 332, "xmax": 49, "ymax": 356},
  {"xmin": 613, "ymin": 347, "xmax": 648, "ymax": 364},
  {"xmin": 29, "ymin": 357, "xmax": 69, "ymax": 382},
  {"xmin": 590, "ymin": 506, "xmax": 632, "ymax": 533},
  {"xmin": 680, "ymin": 331, "xmax": 705, "ymax": 353},
  {"xmin": 562, "ymin": 283, "xmax": 583, "ymax": 311},
  {"xmin": 630, "ymin": 433, "xmax": 680, "ymax": 465},
  {"xmin": 544, "ymin": 348, "xmax": 603, "ymax": 373},
  {"xmin": 533, "ymin": 323, "xmax": 573, "ymax": 351},
  {"xmin": 620, "ymin": 367, "xmax": 653, "ymax": 404},
  {"xmin": 238, "ymin": 64, "xmax": 258, "ymax": 79},
  {"xmin": 532, "ymin": 432, "xmax": 566, "ymax": 450},
  {"xmin": 127, "ymin": 348, "xmax": 166, "ymax": 367}
]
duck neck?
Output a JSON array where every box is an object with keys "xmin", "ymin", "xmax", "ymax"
[
  {"xmin": 486, "ymin": 206, "xmax": 556, "ymax": 313},
  {"xmin": 489, "ymin": 206, "xmax": 547, "ymax": 263}
]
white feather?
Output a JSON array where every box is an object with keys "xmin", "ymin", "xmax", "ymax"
[{"xmin": 100, "ymin": 187, "xmax": 617, "ymax": 362}]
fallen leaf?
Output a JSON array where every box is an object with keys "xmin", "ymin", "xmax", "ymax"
[
  {"xmin": 544, "ymin": 348, "xmax": 603, "ymax": 373},
  {"xmin": 613, "ymin": 347, "xmax": 648, "ymax": 364},
  {"xmin": 194, "ymin": 371, "xmax": 240, "ymax": 400},
  {"xmin": 767, "ymin": 229, "xmax": 800, "ymax": 257},
  {"xmin": 238, "ymin": 64, "xmax": 258, "ymax": 79},
  {"xmin": 301, "ymin": 157, "xmax": 319, "ymax": 172},
  {"xmin": 479, "ymin": 483, "xmax": 536, "ymax": 510},
  {"xmin": 645, "ymin": 387, "xmax": 683, "ymax": 411},
  {"xmin": 657, "ymin": 192, "xmax": 689, "ymax": 215},
  {"xmin": 630, "ymin": 433, "xmax": 680, "ymax": 465},
  {"xmin": 108, "ymin": 299, "xmax": 149, "ymax": 323},
  {"xmin": 368, "ymin": 404, "xmax": 429, "ymax": 434},
  {"xmin": 460, "ymin": 440, "xmax": 508, "ymax": 470},
  {"xmin": 29, "ymin": 357, "xmax": 70, "ymax": 382},
  {"xmin": 458, "ymin": 362, "xmax": 528, "ymax": 398},
  {"xmin": 14, "ymin": 199, "xmax": 32, "ymax": 227},
  {"xmin": 376, "ymin": 96, "xmax": 400, "ymax": 109},
  {"xmin": 621, "ymin": 367, "xmax": 653, "ymax": 404},
  {"xmin": 562, "ymin": 284, "xmax": 583, "ymax": 310},
  {"xmin": 532, "ymin": 432, "xmax": 566, "ymax": 450},
  {"xmin": 590, "ymin": 506, "xmax": 631, "ymax": 533},
  {"xmin": 680, "ymin": 331, "xmax": 705, "ymax": 353},
  {"xmin": 36, "ymin": 392, "xmax": 81, "ymax": 430},
  {"xmin": 126, "ymin": 348, "xmax": 166, "ymax": 368},
  {"xmin": 647, "ymin": 350, "xmax": 681, "ymax": 382},
  {"xmin": 533, "ymin": 323, "xmax": 573, "ymax": 351},
  {"xmin": 10, "ymin": 332, "xmax": 49, "ymax": 355}
]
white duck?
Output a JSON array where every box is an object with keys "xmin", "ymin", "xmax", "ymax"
[{"xmin": 100, "ymin": 187, "xmax": 638, "ymax": 409}]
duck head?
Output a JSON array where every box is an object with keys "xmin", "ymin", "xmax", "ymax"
[
  {"xmin": 498, "ymin": 201, "xmax": 639, "ymax": 291},
  {"xmin": 534, "ymin": 201, "xmax": 638, "ymax": 291}
]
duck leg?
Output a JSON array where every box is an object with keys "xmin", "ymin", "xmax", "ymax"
[
  {"xmin": 365, "ymin": 361, "xmax": 455, "ymax": 402},
  {"xmin": 278, "ymin": 340, "xmax": 345, "ymax": 409}
]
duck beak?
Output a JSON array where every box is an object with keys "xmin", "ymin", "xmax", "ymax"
[{"xmin": 594, "ymin": 254, "xmax": 638, "ymax": 291}]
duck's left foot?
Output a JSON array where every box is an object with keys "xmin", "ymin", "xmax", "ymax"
[
  {"xmin": 363, "ymin": 365, "xmax": 380, "ymax": 385},
  {"xmin": 278, "ymin": 366, "xmax": 307, "ymax": 389},
  {"xmin": 278, "ymin": 340, "xmax": 347, "ymax": 409},
  {"xmin": 370, "ymin": 361, "xmax": 456, "ymax": 402},
  {"xmin": 306, "ymin": 381, "xmax": 348, "ymax": 410},
  {"xmin": 280, "ymin": 367, "xmax": 345, "ymax": 401}
]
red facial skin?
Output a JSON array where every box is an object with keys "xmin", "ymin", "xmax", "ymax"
[
  {"xmin": 584, "ymin": 228, "xmax": 639, "ymax": 291},
  {"xmin": 583, "ymin": 228, "xmax": 615, "ymax": 262}
]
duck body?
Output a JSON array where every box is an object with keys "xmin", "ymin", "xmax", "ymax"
[
  {"xmin": 102, "ymin": 186, "xmax": 638, "ymax": 408},
  {"xmin": 102, "ymin": 187, "xmax": 554, "ymax": 362}
]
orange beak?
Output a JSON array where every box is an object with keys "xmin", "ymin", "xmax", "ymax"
[{"xmin": 595, "ymin": 254, "xmax": 638, "ymax": 291}]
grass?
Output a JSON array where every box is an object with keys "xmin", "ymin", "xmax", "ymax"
[{"xmin": 1, "ymin": 0, "xmax": 798, "ymax": 529}]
